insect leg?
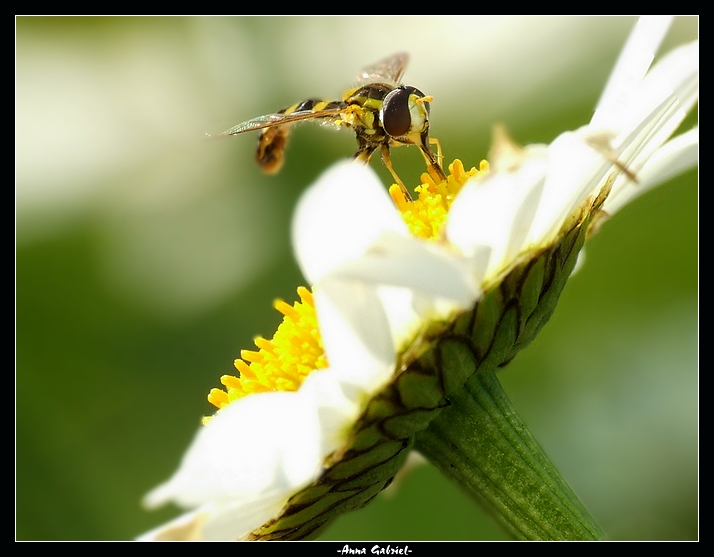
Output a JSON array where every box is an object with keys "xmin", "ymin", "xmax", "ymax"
[
  {"xmin": 417, "ymin": 132, "xmax": 447, "ymax": 183},
  {"xmin": 380, "ymin": 144, "xmax": 413, "ymax": 202},
  {"xmin": 429, "ymin": 137, "xmax": 444, "ymax": 170}
]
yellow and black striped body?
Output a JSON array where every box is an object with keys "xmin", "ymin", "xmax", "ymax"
[
  {"xmin": 256, "ymin": 98, "xmax": 349, "ymax": 174},
  {"xmin": 340, "ymin": 83, "xmax": 394, "ymax": 157}
]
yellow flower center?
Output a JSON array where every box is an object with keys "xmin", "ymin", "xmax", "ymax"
[
  {"xmin": 207, "ymin": 159, "xmax": 488, "ymax": 413},
  {"xmin": 207, "ymin": 286, "xmax": 327, "ymax": 410},
  {"xmin": 389, "ymin": 159, "xmax": 489, "ymax": 241}
]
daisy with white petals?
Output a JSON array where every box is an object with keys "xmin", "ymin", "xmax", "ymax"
[
  {"xmin": 141, "ymin": 17, "xmax": 697, "ymax": 541},
  {"xmin": 305, "ymin": 15, "xmax": 697, "ymax": 334},
  {"xmin": 140, "ymin": 282, "xmax": 399, "ymax": 540}
]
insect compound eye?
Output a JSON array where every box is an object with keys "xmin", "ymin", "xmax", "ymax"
[{"xmin": 381, "ymin": 86, "xmax": 428, "ymax": 138}]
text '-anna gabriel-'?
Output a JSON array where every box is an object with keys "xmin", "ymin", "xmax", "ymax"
[{"xmin": 337, "ymin": 545, "xmax": 412, "ymax": 555}]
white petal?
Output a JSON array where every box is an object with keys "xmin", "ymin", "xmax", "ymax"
[
  {"xmin": 139, "ymin": 489, "xmax": 292, "ymax": 541},
  {"xmin": 634, "ymin": 40, "xmax": 699, "ymax": 124},
  {"xmin": 143, "ymin": 391, "xmax": 323, "ymax": 511},
  {"xmin": 292, "ymin": 160, "xmax": 409, "ymax": 284},
  {"xmin": 200, "ymin": 493, "xmax": 289, "ymax": 540},
  {"xmin": 527, "ymin": 129, "xmax": 614, "ymax": 246},
  {"xmin": 299, "ymin": 367, "xmax": 362, "ymax": 454},
  {"xmin": 313, "ymin": 280, "xmax": 396, "ymax": 390},
  {"xmin": 610, "ymin": 40, "xmax": 698, "ymax": 172},
  {"xmin": 604, "ymin": 41, "xmax": 698, "ymax": 212},
  {"xmin": 636, "ymin": 126, "xmax": 699, "ymax": 190},
  {"xmin": 328, "ymin": 230, "xmax": 483, "ymax": 306},
  {"xmin": 603, "ymin": 127, "xmax": 698, "ymax": 215},
  {"xmin": 137, "ymin": 508, "xmax": 209, "ymax": 541},
  {"xmin": 592, "ymin": 16, "xmax": 672, "ymax": 129},
  {"xmin": 448, "ymin": 145, "xmax": 548, "ymax": 278}
]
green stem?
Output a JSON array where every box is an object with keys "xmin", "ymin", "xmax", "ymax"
[{"xmin": 414, "ymin": 370, "xmax": 605, "ymax": 541}]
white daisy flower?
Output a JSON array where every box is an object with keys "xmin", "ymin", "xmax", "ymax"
[
  {"xmin": 139, "ymin": 285, "xmax": 401, "ymax": 540},
  {"xmin": 304, "ymin": 17, "xmax": 697, "ymax": 312},
  {"xmin": 140, "ymin": 17, "xmax": 697, "ymax": 541}
]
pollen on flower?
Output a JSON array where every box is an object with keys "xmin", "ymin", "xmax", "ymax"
[
  {"xmin": 207, "ymin": 286, "xmax": 327, "ymax": 412},
  {"xmin": 389, "ymin": 159, "xmax": 489, "ymax": 241}
]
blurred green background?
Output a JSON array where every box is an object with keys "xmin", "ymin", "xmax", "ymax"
[{"xmin": 16, "ymin": 16, "xmax": 697, "ymax": 540}]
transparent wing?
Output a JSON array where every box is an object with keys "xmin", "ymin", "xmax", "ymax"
[
  {"xmin": 357, "ymin": 52, "xmax": 408, "ymax": 86},
  {"xmin": 213, "ymin": 109, "xmax": 346, "ymax": 136}
]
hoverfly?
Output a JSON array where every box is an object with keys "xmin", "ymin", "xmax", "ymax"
[{"xmin": 214, "ymin": 53, "xmax": 447, "ymax": 201}]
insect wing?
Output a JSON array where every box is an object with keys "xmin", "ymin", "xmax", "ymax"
[
  {"xmin": 216, "ymin": 114, "xmax": 287, "ymax": 136},
  {"xmin": 216, "ymin": 109, "xmax": 346, "ymax": 136},
  {"xmin": 357, "ymin": 52, "xmax": 408, "ymax": 86}
]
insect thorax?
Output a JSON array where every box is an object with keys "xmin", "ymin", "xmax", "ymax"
[{"xmin": 342, "ymin": 83, "xmax": 394, "ymax": 142}]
